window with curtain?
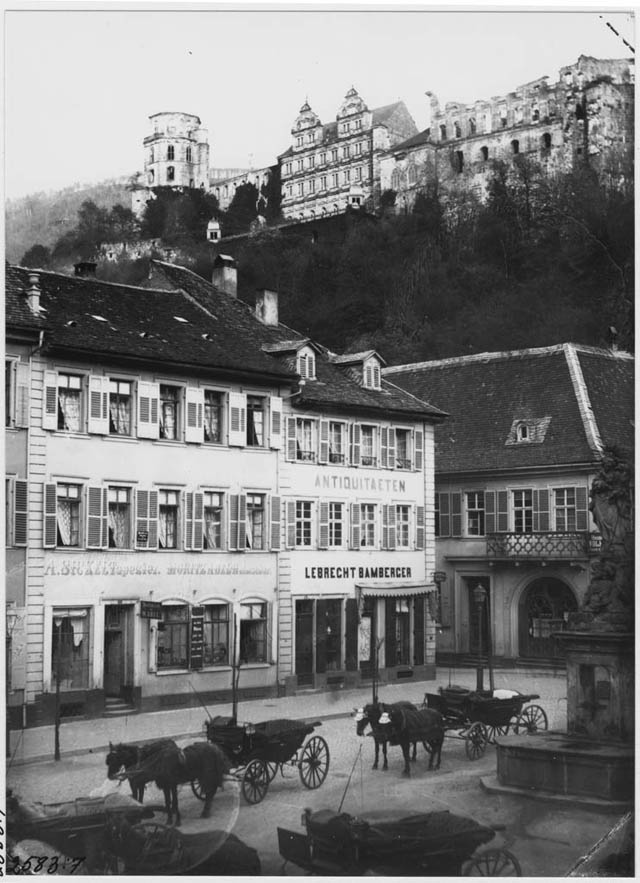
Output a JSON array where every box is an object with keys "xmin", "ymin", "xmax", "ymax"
[
  {"xmin": 203, "ymin": 491, "xmax": 223, "ymax": 549},
  {"xmin": 361, "ymin": 504, "xmax": 376, "ymax": 548},
  {"xmin": 204, "ymin": 390, "xmax": 224, "ymax": 443},
  {"xmin": 329, "ymin": 422, "xmax": 344, "ymax": 463},
  {"xmin": 52, "ymin": 608, "xmax": 90, "ymax": 688},
  {"xmin": 296, "ymin": 418, "xmax": 315, "ymax": 461},
  {"xmin": 246, "ymin": 396, "xmax": 265, "ymax": 446},
  {"xmin": 109, "ymin": 380, "xmax": 132, "ymax": 435},
  {"xmin": 395, "ymin": 429, "xmax": 411, "ymax": 469},
  {"xmin": 360, "ymin": 425, "xmax": 377, "ymax": 466},
  {"xmin": 57, "ymin": 483, "xmax": 81, "ymax": 547},
  {"xmin": 203, "ymin": 604, "xmax": 229, "ymax": 665},
  {"xmin": 246, "ymin": 494, "xmax": 265, "ymax": 550},
  {"xmin": 396, "ymin": 505, "xmax": 410, "ymax": 548},
  {"xmin": 57, "ymin": 374, "xmax": 82, "ymax": 432},
  {"xmin": 159, "ymin": 489, "xmax": 179, "ymax": 549},
  {"xmin": 240, "ymin": 602, "xmax": 267, "ymax": 663},
  {"xmin": 108, "ymin": 486, "xmax": 131, "ymax": 548},
  {"xmin": 157, "ymin": 604, "xmax": 188, "ymax": 669},
  {"xmin": 159, "ymin": 385, "xmax": 180, "ymax": 440}
]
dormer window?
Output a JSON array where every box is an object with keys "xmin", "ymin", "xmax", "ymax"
[
  {"xmin": 506, "ymin": 417, "xmax": 551, "ymax": 446},
  {"xmin": 364, "ymin": 363, "xmax": 381, "ymax": 390},
  {"xmin": 516, "ymin": 422, "xmax": 529, "ymax": 441},
  {"xmin": 297, "ymin": 352, "xmax": 316, "ymax": 380}
]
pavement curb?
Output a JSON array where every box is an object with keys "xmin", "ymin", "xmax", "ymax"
[{"xmin": 479, "ymin": 775, "xmax": 632, "ymax": 814}]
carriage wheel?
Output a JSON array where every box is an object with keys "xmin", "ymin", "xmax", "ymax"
[
  {"xmin": 465, "ymin": 722, "xmax": 488, "ymax": 760},
  {"xmin": 242, "ymin": 758, "xmax": 270, "ymax": 804},
  {"xmin": 265, "ymin": 760, "xmax": 279, "ymax": 782},
  {"xmin": 299, "ymin": 735, "xmax": 330, "ymax": 789},
  {"xmin": 515, "ymin": 705, "xmax": 548, "ymax": 735},
  {"xmin": 129, "ymin": 821, "xmax": 185, "ymax": 872},
  {"xmin": 485, "ymin": 724, "xmax": 510, "ymax": 743},
  {"xmin": 463, "ymin": 848, "xmax": 522, "ymax": 876},
  {"xmin": 191, "ymin": 778, "xmax": 206, "ymax": 800}
]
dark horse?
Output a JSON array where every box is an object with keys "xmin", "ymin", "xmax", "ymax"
[
  {"xmin": 107, "ymin": 740, "xmax": 229, "ymax": 826},
  {"xmin": 380, "ymin": 703, "xmax": 444, "ymax": 776},
  {"xmin": 107, "ymin": 739, "xmax": 176, "ymax": 802},
  {"xmin": 355, "ymin": 702, "xmax": 423, "ymax": 771}
]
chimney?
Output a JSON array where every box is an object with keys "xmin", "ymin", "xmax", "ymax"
[
  {"xmin": 74, "ymin": 261, "xmax": 97, "ymax": 278},
  {"xmin": 255, "ymin": 289, "xmax": 278, "ymax": 326},
  {"xmin": 212, "ymin": 254, "xmax": 237, "ymax": 298},
  {"xmin": 25, "ymin": 272, "xmax": 41, "ymax": 314}
]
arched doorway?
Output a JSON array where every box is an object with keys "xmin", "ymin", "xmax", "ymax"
[{"xmin": 518, "ymin": 578, "xmax": 577, "ymax": 661}]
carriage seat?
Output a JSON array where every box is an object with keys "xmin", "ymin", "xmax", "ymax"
[
  {"xmin": 306, "ymin": 810, "xmax": 359, "ymax": 867},
  {"xmin": 209, "ymin": 716, "xmax": 237, "ymax": 727}
]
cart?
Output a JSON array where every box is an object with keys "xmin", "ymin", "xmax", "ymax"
[
  {"xmin": 424, "ymin": 685, "xmax": 548, "ymax": 760},
  {"xmin": 199, "ymin": 715, "xmax": 330, "ymax": 804},
  {"xmin": 278, "ymin": 807, "xmax": 522, "ymax": 876}
]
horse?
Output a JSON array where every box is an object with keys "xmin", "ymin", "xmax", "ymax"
[
  {"xmin": 106, "ymin": 739, "xmax": 177, "ymax": 802},
  {"xmin": 378, "ymin": 703, "xmax": 445, "ymax": 777},
  {"xmin": 120, "ymin": 740, "xmax": 230, "ymax": 826},
  {"xmin": 355, "ymin": 702, "xmax": 424, "ymax": 771}
]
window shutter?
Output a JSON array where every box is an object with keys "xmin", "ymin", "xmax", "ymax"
[
  {"xmin": 345, "ymin": 598, "xmax": 358, "ymax": 672},
  {"xmin": 350, "ymin": 424, "xmax": 360, "ymax": 466},
  {"xmin": 88, "ymin": 375, "xmax": 109, "ymax": 435},
  {"xmin": 439, "ymin": 493, "xmax": 450, "ymax": 537},
  {"xmin": 184, "ymin": 387, "xmax": 204, "ymax": 444},
  {"xmin": 270, "ymin": 495, "xmax": 281, "ymax": 551},
  {"xmin": 380, "ymin": 426, "xmax": 389, "ymax": 469},
  {"xmin": 286, "ymin": 416, "xmax": 297, "ymax": 461},
  {"xmin": 86, "ymin": 485, "xmax": 106, "ymax": 549},
  {"xmin": 387, "ymin": 427, "xmax": 396, "ymax": 469},
  {"xmin": 576, "ymin": 486, "xmax": 589, "ymax": 531},
  {"xmin": 14, "ymin": 479, "xmax": 28, "ymax": 547},
  {"xmin": 315, "ymin": 599, "xmax": 327, "ymax": 674},
  {"xmin": 388, "ymin": 506, "xmax": 397, "ymax": 550},
  {"xmin": 318, "ymin": 420, "xmax": 329, "ymax": 464},
  {"xmin": 185, "ymin": 491, "xmax": 203, "ymax": 550},
  {"xmin": 267, "ymin": 602, "xmax": 275, "ymax": 664},
  {"xmin": 286, "ymin": 500, "xmax": 296, "ymax": 549},
  {"xmin": 413, "ymin": 597, "xmax": 425, "ymax": 666},
  {"xmin": 350, "ymin": 503, "xmax": 361, "ymax": 549},
  {"xmin": 318, "ymin": 501, "xmax": 329, "ymax": 549},
  {"xmin": 385, "ymin": 598, "xmax": 396, "ymax": 668},
  {"xmin": 184, "ymin": 491, "xmax": 194, "ymax": 550},
  {"xmin": 269, "ymin": 396, "xmax": 283, "ymax": 449},
  {"xmin": 382, "ymin": 504, "xmax": 389, "ymax": 549},
  {"xmin": 237, "ymin": 494, "xmax": 247, "ymax": 551},
  {"xmin": 42, "ymin": 370, "xmax": 58, "ymax": 430},
  {"xmin": 228, "ymin": 392, "xmax": 247, "ymax": 447},
  {"xmin": 136, "ymin": 489, "xmax": 158, "ymax": 550},
  {"xmin": 43, "ymin": 482, "xmax": 57, "ymax": 548},
  {"xmin": 451, "ymin": 492, "xmax": 462, "ymax": 537},
  {"xmin": 485, "ymin": 491, "xmax": 496, "ymax": 533},
  {"xmin": 228, "ymin": 494, "xmax": 239, "ymax": 551},
  {"xmin": 534, "ymin": 488, "xmax": 550, "ymax": 532},
  {"xmin": 497, "ymin": 491, "xmax": 509, "ymax": 532},
  {"xmin": 416, "ymin": 505, "xmax": 425, "ymax": 550},
  {"xmin": 15, "ymin": 362, "xmax": 30, "ymax": 428},
  {"xmin": 137, "ymin": 381, "xmax": 160, "ymax": 439},
  {"xmin": 148, "ymin": 491, "xmax": 158, "ymax": 549},
  {"xmin": 414, "ymin": 428, "xmax": 424, "ymax": 471}
]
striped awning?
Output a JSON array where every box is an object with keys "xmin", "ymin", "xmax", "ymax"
[{"xmin": 356, "ymin": 582, "xmax": 437, "ymax": 599}]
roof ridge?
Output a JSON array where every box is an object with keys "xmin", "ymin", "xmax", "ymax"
[
  {"xmin": 12, "ymin": 263, "xmax": 181, "ymax": 297},
  {"xmin": 381, "ymin": 376, "xmax": 448, "ymax": 417},
  {"xmin": 563, "ymin": 343, "xmax": 604, "ymax": 456}
]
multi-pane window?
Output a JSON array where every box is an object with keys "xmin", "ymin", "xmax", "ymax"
[
  {"xmin": 342, "ymin": 146, "xmax": 350, "ymax": 159},
  {"xmin": 52, "ymin": 608, "xmax": 91, "ymax": 688},
  {"xmin": 240, "ymin": 602, "xmax": 267, "ymax": 663},
  {"xmin": 329, "ymin": 422, "xmax": 345, "ymax": 463},
  {"xmin": 186, "ymin": 146, "xmax": 192, "ymax": 162},
  {"xmin": 296, "ymin": 501, "xmax": 313, "ymax": 547},
  {"xmin": 204, "ymin": 390, "xmax": 224, "ymax": 443},
  {"xmin": 157, "ymin": 604, "xmax": 188, "ymax": 669},
  {"xmin": 344, "ymin": 170, "xmax": 351, "ymax": 185},
  {"xmin": 320, "ymin": 175, "xmax": 327, "ymax": 190},
  {"xmin": 325, "ymin": 600, "xmax": 342, "ymax": 671},
  {"xmin": 203, "ymin": 491, "xmax": 223, "ymax": 549},
  {"xmin": 308, "ymin": 155, "xmax": 315, "ymax": 168},
  {"xmin": 57, "ymin": 374, "xmax": 82, "ymax": 432},
  {"xmin": 513, "ymin": 489, "xmax": 533, "ymax": 534},
  {"xmin": 329, "ymin": 503, "xmax": 343, "ymax": 547},
  {"xmin": 296, "ymin": 418, "xmax": 315, "ymax": 461},
  {"xmin": 108, "ymin": 380, "xmax": 132, "ymax": 435},
  {"xmin": 396, "ymin": 505, "xmax": 410, "ymax": 548},
  {"xmin": 297, "ymin": 182, "xmax": 304, "ymax": 197},
  {"xmin": 395, "ymin": 429, "xmax": 411, "ymax": 469},
  {"xmin": 355, "ymin": 141, "xmax": 362, "ymax": 154},
  {"xmin": 108, "ymin": 487, "xmax": 131, "ymax": 548},
  {"xmin": 56, "ymin": 483, "xmax": 81, "ymax": 547},
  {"xmin": 247, "ymin": 395, "xmax": 265, "ymax": 446},
  {"xmin": 331, "ymin": 148, "xmax": 338, "ymax": 162},
  {"xmin": 331, "ymin": 173, "xmax": 339, "ymax": 188},
  {"xmin": 246, "ymin": 494, "xmax": 265, "ymax": 550},
  {"xmin": 466, "ymin": 492, "xmax": 485, "ymax": 536},
  {"xmin": 361, "ymin": 425, "xmax": 377, "ymax": 467},
  {"xmin": 355, "ymin": 167, "xmax": 362, "ymax": 180},
  {"xmin": 159, "ymin": 489, "xmax": 179, "ymax": 548},
  {"xmin": 309, "ymin": 179, "xmax": 315, "ymax": 193},
  {"xmin": 203, "ymin": 604, "xmax": 229, "ymax": 665},
  {"xmin": 167, "ymin": 145, "xmax": 175, "ymax": 161},
  {"xmin": 159, "ymin": 385, "xmax": 180, "ymax": 440},
  {"xmin": 320, "ymin": 152, "xmax": 326, "ymax": 165},
  {"xmin": 395, "ymin": 599, "xmax": 411, "ymax": 665},
  {"xmin": 361, "ymin": 503, "xmax": 376, "ymax": 548},
  {"xmin": 555, "ymin": 488, "xmax": 577, "ymax": 531}
]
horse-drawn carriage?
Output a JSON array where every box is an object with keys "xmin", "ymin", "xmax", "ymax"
[
  {"xmin": 278, "ymin": 806, "xmax": 522, "ymax": 876},
  {"xmin": 424, "ymin": 685, "xmax": 548, "ymax": 760},
  {"xmin": 200, "ymin": 715, "xmax": 330, "ymax": 804}
]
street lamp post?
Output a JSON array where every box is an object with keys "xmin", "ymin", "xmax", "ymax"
[{"xmin": 473, "ymin": 583, "xmax": 488, "ymax": 692}]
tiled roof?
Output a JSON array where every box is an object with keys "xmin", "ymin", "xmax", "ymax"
[
  {"xmin": 390, "ymin": 128, "xmax": 432, "ymax": 153},
  {"xmin": 262, "ymin": 339, "xmax": 311, "ymax": 354},
  {"xmin": 330, "ymin": 350, "xmax": 383, "ymax": 365},
  {"xmin": 384, "ymin": 344, "xmax": 633, "ymax": 473},
  {"xmin": 5, "ymin": 266, "xmax": 47, "ymax": 333},
  {"xmin": 372, "ymin": 101, "xmax": 407, "ymax": 126}
]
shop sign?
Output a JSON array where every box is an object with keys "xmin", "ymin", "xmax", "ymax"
[
  {"xmin": 189, "ymin": 606, "xmax": 205, "ymax": 670},
  {"xmin": 140, "ymin": 601, "xmax": 163, "ymax": 619},
  {"xmin": 432, "ymin": 571, "xmax": 447, "ymax": 583}
]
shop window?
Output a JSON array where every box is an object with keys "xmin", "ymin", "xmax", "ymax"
[
  {"xmin": 52, "ymin": 608, "xmax": 90, "ymax": 688},
  {"xmin": 157, "ymin": 604, "xmax": 188, "ymax": 669},
  {"xmin": 203, "ymin": 604, "xmax": 229, "ymax": 665},
  {"xmin": 466, "ymin": 491, "xmax": 485, "ymax": 536},
  {"xmin": 204, "ymin": 390, "xmax": 224, "ymax": 443},
  {"xmin": 246, "ymin": 493, "xmax": 265, "ymax": 550},
  {"xmin": 324, "ymin": 600, "xmax": 343, "ymax": 671},
  {"xmin": 56, "ymin": 483, "xmax": 81, "ymax": 547},
  {"xmin": 246, "ymin": 395, "xmax": 265, "ymax": 446},
  {"xmin": 396, "ymin": 505, "xmax": 410, "ymax": 548},
  {"xmin": 108, "ymin": 486, "xmax": 131, "ymax": 548},
  {"xmin": 240, "ymin": 602, "xmax": 267, "ymax": 663},
  {"xmin": 108, "ymin": 379, "xmax": 132, "ymax": 435},
  {"xmin": 395, "ymin": 428, "xmax": 412, "ymax": 470},
  {"xmin": 159, "ymin": 384, "xmax": 180, "ymax": 440},
  {"xmin": 513, "ymin": 489, "xmax": 533, "ymax": 534},
  {"xmin": 360, "ymin": 503, "xmax": 376, "ymax": 548},
  {"xmin": 57, "ymin": 373, "xmax": 83, "ymax": 432},
  {"xmin": 329, "ymin": 421, "xmax": 345, "ymax": 463},
  {"xmin": 203, "ymin": 491, "xmax": 224, "ymax": 549},
  {"xmin": 395, "ymin": 599, "xmax": 411, "ymax": 665},
  {"xmin": 296, "ymin": 500, "xmax": 313, "ymax": 547},
  {"xmin": 329, "ymin": 502, "xmax": 344, "ymax": 547},
  {"xmin": 159, "ymin": 489, "xmax": 179, "ymax": 549},
  {"xmin": 360, "ymin": 425, "xmax": 377, "ymax": 466}
]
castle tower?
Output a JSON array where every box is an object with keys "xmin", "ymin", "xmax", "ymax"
[{"xmin": 143, "ymin": 112, "xmax": 210, "ymax": 190}]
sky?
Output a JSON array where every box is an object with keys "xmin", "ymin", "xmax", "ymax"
[{"xmin": 3, "ymin": 4, "xmax": 635, "ymax": 201}]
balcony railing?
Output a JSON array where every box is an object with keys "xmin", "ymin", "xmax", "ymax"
[{"xmin": 486, "ymin": 532, "xmax": 601, "ymax": 559}]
